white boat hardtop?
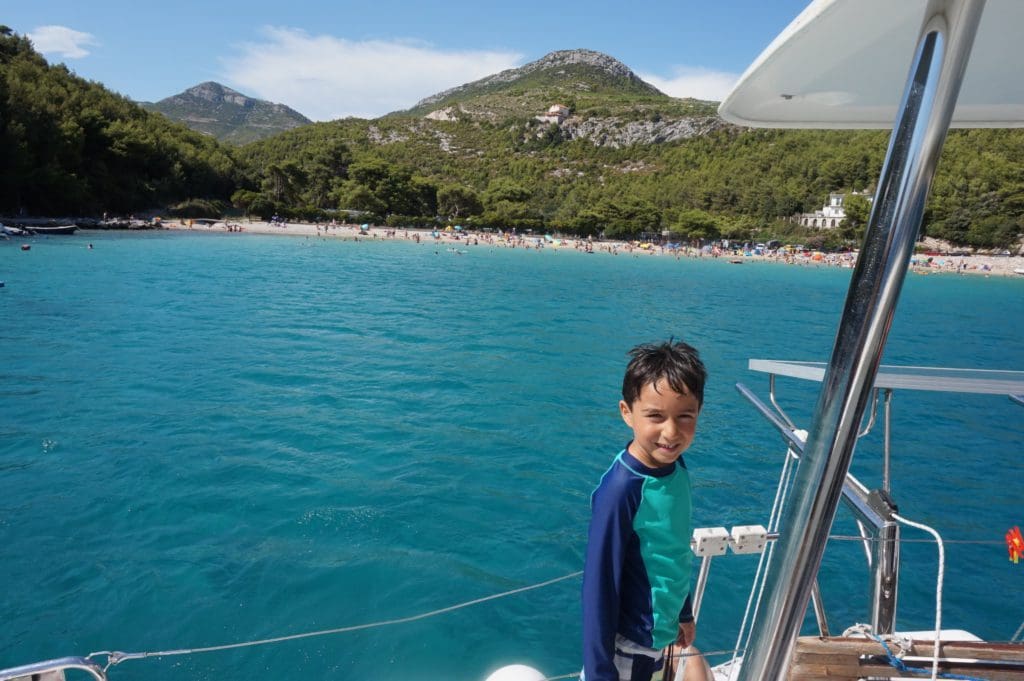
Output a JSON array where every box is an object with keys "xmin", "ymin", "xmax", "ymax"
[
  {"xmin": 719, "ymin": 0, "xmax": 1024, "ymax": 128},
  {"xmin": 749, "ymin": 359, "xmax": 1024, "ymax": 395}
]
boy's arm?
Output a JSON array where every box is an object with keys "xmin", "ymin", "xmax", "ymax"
[
  {"xmin": 582, "ymin": 484, "xmax": 634, "ymax": 681},
  {"xmin": 678, "ymin": 593, "xmax": 693, "ymax": 623},
  {"xmin": 677, "ymin": 594, "xmax": 696, "ymax": 648}
]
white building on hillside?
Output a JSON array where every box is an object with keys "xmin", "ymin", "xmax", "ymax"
[
  {"xmin": 536, "ymin": 104, "xmax": 570, "ymax": 124},
  {"xmin": 795, "ymin": 191, "xmax": 871, "ymax": 229}
]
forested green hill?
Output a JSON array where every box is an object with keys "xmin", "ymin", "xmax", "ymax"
[
  {"xmin": 237, "ymin": 45, "xmax": 1024, "ymax": 250},
  {"xmin": 0, "ymin": 27, "xmax": 239, "ymax": 215},
  {"xmin": 3, "ymin": 31, "xmax": 1021, "ymax": 249}
]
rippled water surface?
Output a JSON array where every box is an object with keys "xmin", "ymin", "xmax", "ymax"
[{"xmin": 1, "ymin": 232, "xmax": 1021, "ymax": 680}]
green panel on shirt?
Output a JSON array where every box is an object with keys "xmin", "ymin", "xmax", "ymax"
[{"xmin": 633, "ymin": 464, "xmax": 693, "ymax": 648}]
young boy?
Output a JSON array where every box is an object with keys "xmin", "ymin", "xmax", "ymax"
[{"xmin": 582, "ymin": 340, "xmax": 707, "ymax": 681}]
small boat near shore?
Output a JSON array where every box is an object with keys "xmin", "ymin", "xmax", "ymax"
[
  {"xmin": 0, "ymin": 224, "xmax": 29, "ymax": 237},
  {"xmin": 1, "ymin": 222, "xmax": 77, "ymax": 235},
  {"xmin": 28, "ymin": 224, "xmax": 77, "ymax": 235}
]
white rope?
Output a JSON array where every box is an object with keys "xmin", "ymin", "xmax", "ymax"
[{"xmin": 892, "ymin": 513, "xmax": 945, "ymax": 681}]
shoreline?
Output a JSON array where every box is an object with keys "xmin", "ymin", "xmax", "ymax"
[{"xmin": 157, "ymin": 218, "xmax": 1024, "ymax": 278}]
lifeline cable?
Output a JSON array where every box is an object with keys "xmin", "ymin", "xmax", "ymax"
[
  {"xmin": 828, "ymin": 535, "xmax": 1004, "ymax": 546},
  {"xmin": 89, "ymin": 570, "xmax": 582, "ymax": 671},
  {"xmin": 731, "ymin": 438, "xmax": 802, "ymax": 671}
]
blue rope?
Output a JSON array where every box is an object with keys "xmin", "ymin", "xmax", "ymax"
[{"xmin": 866, "ymin": 631, "xmax": 990, "ymax": 681}]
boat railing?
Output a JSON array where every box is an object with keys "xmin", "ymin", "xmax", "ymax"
[
  {"xmin": 735, "ymin": 379, "xmax": 899, "ymax": 637},
  {"xmin": 0, "ymin": 656, "xmax": 106, "ymax": 681},
  {"xmin": 735, "ymin": 360, "xmax": 1024, "ymax": 645}
]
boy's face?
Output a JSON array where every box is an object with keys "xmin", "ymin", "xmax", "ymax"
[{"xmin": 619, "ymin": 378, "xmax": 701, "ymax": 469}]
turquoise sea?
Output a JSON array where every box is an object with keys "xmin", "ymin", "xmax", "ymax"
[{"xmin": 1, "ymin": 231, "xmax": 1021, "ymax": 681}]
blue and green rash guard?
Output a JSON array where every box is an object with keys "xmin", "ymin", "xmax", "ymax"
[{"xmin": 582, "ymin": 447, "xmax": 694, "ymax": 680}]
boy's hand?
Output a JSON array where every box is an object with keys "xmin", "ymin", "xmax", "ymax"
[{"xmin": 677, "ymin": 620, "xmax": 696, "ymax": 648}]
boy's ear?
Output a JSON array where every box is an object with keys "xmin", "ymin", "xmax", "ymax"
[{"xmin": 619, "ymin": 400, "xmax": 634, "ymax": 428}]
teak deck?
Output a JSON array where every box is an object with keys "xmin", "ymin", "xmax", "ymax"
[{"xmin": 788, "ymin": 636, "xmax": 1024, "ymax": 680}]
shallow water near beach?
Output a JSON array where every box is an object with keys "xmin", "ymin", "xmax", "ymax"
[{"xmin": 1, "ymin": 231, "xmax": 1021, "ymax": 681}]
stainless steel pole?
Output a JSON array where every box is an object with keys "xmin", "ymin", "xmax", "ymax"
[
  {"xmin": 871, "ymin": 521, "xmax": 901, "ymax": 634},
  {"xmin": 692, "ymin": 555, "xmax": 713, "ymax": 621},
  {"xmin": 810, "ymin": 582, "xmax": 830, "ymax": 637},
  {"xmin": 735, "ymin": 2, "xmax": 986, "ymax": 679}
]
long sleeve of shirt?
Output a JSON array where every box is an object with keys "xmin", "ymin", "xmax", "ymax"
[{"xmin": 581, "ymin": 470, "xmax": 636, "ymax": 681}]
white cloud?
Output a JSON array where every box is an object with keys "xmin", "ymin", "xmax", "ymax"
[
  {"xmin": 640, "ymin": 66, "xmax": 739, "ymax": 102},
  {"xmin": 27, "ymin": 25, "xmax": 99, "ymax": 59},
  {"xmin": 221, "ymin": 27, "xmax": 523, "ymax": 121}
]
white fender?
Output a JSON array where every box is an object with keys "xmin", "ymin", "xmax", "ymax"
[{"xmin": 484, "ymin": 664, "xmax": 546, "ymax": 681}]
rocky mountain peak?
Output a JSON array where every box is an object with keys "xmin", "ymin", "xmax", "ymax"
[
  {"xmin": 143, "ymin": 82, "xmax": 311, "ymax": 145},
  {"xmin": 180, "ymin": 81, "xmax": 251, "ymax": 107},
  {"xmin": 523, "ymin": 49, "xmax": 636, "ymax": 79},
  {"xmin": 412, "ymin": 49, "xmax": 661, "ymax": 110}
]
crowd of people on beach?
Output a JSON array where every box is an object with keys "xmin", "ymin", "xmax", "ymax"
[{"xmin": 166, "ymin": 218, "xmax": 1024, "ymax": 278}]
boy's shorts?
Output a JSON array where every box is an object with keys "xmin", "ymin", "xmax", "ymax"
[{"xmin": 580, "ymin": 635, "xmax": 666, "ymax": 681}]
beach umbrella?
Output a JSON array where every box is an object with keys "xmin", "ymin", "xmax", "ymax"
[{"xmin": 454, "ymin": 225, "xmax": 463, "ymax": 231}]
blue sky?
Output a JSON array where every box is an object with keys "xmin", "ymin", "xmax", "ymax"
[{"xmin": 9, "ymin": 1, "xmax": 810, "ymax": 121}]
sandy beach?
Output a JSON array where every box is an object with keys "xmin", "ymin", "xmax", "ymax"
[{"xmin": 163, "ymin": 218, "xmax": 1024, "ymax": 278}]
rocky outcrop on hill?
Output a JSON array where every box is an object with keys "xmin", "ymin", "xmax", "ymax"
[{"xmin": 559, "ymin": 115, "xmax": 726, "ymax": 148}]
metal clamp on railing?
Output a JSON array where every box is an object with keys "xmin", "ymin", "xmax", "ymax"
[{"xmin": 729, "ymin": 526, "xmax": 769, "ymax": 555}]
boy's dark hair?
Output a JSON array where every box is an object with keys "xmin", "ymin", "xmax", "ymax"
[{"xmin": 622, "ymin": 340, "xmax": 707, "ymax": 407}]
